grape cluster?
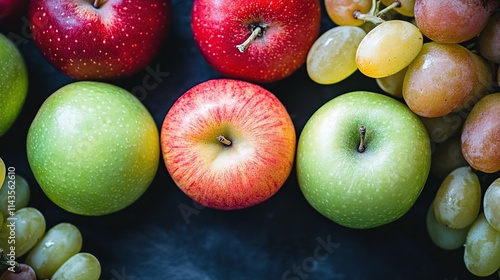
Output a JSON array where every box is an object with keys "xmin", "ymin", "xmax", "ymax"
[
  {"xmin": 427, "ymin": 169, "xmax": 500, "ymax": 277},
  {"xmin": 0, "ymin": 171, "xmax": 101, "ymax": 280},
  {"xmin": 309, "ymin": 0, "xmax": 500, "ymax": 277}
]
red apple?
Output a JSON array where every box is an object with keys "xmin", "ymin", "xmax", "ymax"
[
  {"xmin": 191, "ymin": 0, "xmax": 321, "ymax": 83},
  {"xmin": 161, "ymin": 79, "xmax": 296, "ymax": 210},
  {"xmin": 29, "ymin": 0, "xmax": 171, "ymax": 80}
]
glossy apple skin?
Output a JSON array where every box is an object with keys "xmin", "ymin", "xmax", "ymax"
[
  {"xmin": 29, "ymin": 0, "xmax": 171, "ymax": 80},
  {"xmin": 161, "ymin": 79, "xmax": 296, "ymax": 210},
  {"xmin": 296, "ymin": 91, "xmax": 431, "ymax": 229},
  {"xmin": 0, "ymin": 33, "xmax": 28, "ymax": 137},
  {"xmin": 191, "ymin": 0, "xmax": 321, "ymax": 83},
  {"xmin": 27, "ymin": 81, "xmax": 160, "ymax": 216},
  {"xmin": 461, "ymin": 93, "xmax": 500, "ymax": 173}
]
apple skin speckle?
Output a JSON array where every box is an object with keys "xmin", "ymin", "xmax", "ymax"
[
  {"xmin": 161, "ymin": 79, "xmax": 296, "ymax": 210},
  {"xmin": 191, "ymin": 0, "xmax": 321, "ymax": 83},
  {"xmin": 296, "ymin": 91, "xmax": 432, "ymax": 229},
  {"xmin": 26, "ymin": 81, "xmax": 160, "ymax": 216},
  {"xmin": 29, "ymin": 0, "xmax": 171, "ymax": 80}
]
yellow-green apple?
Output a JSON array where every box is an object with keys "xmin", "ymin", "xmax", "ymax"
[
  {"xmin": 461, "ymin": 92, "xmax": 500, "ymax": 173},
  {"xmin": 0, "ymin": 158, "xmax": 4, "ymax": 188},
  {"xmin": 296, "ymin": 91, "xmax": 431, "ymax": 229},
  {"xmin": 161, "ymin": 79, "xmax": 296, "ymax": 210},
  {"xmin": 191, "ymin": 0, "xmax": 321, "ymax": 83},
  {"xmin": 29, "ymin": 0, "xmax": 171, "ymax": 80},
  {"xmin": 0, "ymin": 33, "xmax": 28, "ymax": 137},
  {"xmin": 26, "ymin": 81, "xmax": 160, "ymax": 216}
]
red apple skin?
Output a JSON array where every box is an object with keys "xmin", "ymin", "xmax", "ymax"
[
  {"xmin": 161, "ymin": 79, "xmax": 296, "ymax": 210},
  {"xmin": 29, "ymin": 0, "xmax": 171, "ymax": 80},
  {"xmin": 191, "ymin": 0, "xmax": 321, "ymax": 83}
]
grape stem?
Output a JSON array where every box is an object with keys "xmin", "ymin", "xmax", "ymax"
[
  {"xmin": 376, "ymin": 1, "xmax": 401, "ymax": 17},
  {"xmin": 217, "ymin": 135, "xmax": 232, "ymax": 146},
  {"xmin": 0, "ymin": 248, "xmax": 20, "ymax": 273},
  {"xmin": 369, "ymin": 0, "xmax": 379, "ymax": 16},
  {"xmin": 358, "ymin": 126, "xmax": 367, "ymax": 153},
  {"xmin": 353, "ymin": 11, "xmax": 385, "ymax": 25},
  {"xmin": 236, "ymin": 26, "xmax": 262, "ymax": 53},
  {"xmin": 353, "ymin": 0, "xmax": 401, "ymax": 25}
]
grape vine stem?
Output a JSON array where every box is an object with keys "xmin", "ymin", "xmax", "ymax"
[
  {"xmin": 353, "ymin": 0, "xmax": 401, "ymax": 25},
  {"xmin": 0, "ymin": 248, "xmax": 20, "ymax": 273},
  {"xmin": 376, "ymin": 1, "xmax": 401, "ymax": 17}
]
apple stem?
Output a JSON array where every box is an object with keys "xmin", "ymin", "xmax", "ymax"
[
  {"xmin": 0, "ymin": 248, "xmax": 20, "ymax": 272},
  {"xmin": 236, "ymin": 26, "xmax": 262, "ymax": 53},
  {"xmin": 358, "ymin": 126, "xmax": 366, "ymax": 153},
  {"xmin": 93, "ymin": 0, "xmax": 108, "ymax": 8},
  {"xmin": 217, "ymin": 135, "xmax": 232, "ymax": 146}
]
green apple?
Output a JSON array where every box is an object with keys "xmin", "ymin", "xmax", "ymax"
[
  {"xmin": 26, "ymin": 81, "xmax": 159, "ymax": 216},
  {"xmin": 0, "ymin": 32, "xmax": 28, "ymax": 136},
  {"xmin": 296, "ymin": 91, "xmax": 431, "ymax": 229}
]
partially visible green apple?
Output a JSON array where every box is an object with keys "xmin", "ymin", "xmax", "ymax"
[
  {"xmin": 0, "ymin": 158, "xmax": 4, "ymax": 188},
  {"xmin": 27, "ymin": 81, "xmax": 159, "ymax": 216},
  {"xmin": 296, "ymin": 91, "xmax": 431, "ymax": 229},
  {"xmin": 0, "ymin": 32, "xmax": 28, "ymax": 136}
]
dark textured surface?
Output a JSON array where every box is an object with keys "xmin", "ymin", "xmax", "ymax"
[{"xmin": 0, "ymin": 1, "xmax": 498, "ymax": 279}]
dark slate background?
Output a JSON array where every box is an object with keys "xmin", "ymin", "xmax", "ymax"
[{"xmin": 1, "ymin": 1, "xmax": 499, "ymax": 279}]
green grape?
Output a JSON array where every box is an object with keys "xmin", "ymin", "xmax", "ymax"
[
  {"xmin": 464, "ymin": 213, "xmax": 500, "ymax": 277},
  {"xmin": 26, "ymin": 223, "xmax": 82, "ymax": 279},
  {"xmin": 306, "ymin": 26, "xmax": 366, "ymax": 85},
  {"xmin": 484, "ymin": 178, "xmax": 500, "ymax": 232},
  {"xmin": 356, "ymin": 20, "xmax": 423, "ymax": 78},
  {"xmin": 0, "ymin": 207, "xmax": 46, "ymax": 258},
  {"xmin": 426, "ymin": 201, "xmax": 468, "ymax": 250},
  {"xmin": 0, "ymin": 159, "xmax": 4, "ymax": 188},
  {"xmin": 375, "ymin": 67, "xmax": 407, "ymax": 98},
  {"xmin": 51, "ymin": 253, "xmax": 101, "ymax": 280},
  {"xmin": 0, "ymin": 175, "xmax": 30, "ymax": 218},
  {"xmin": 433, "ymin": 166, "xmax": 481, "ymax": 229}
]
